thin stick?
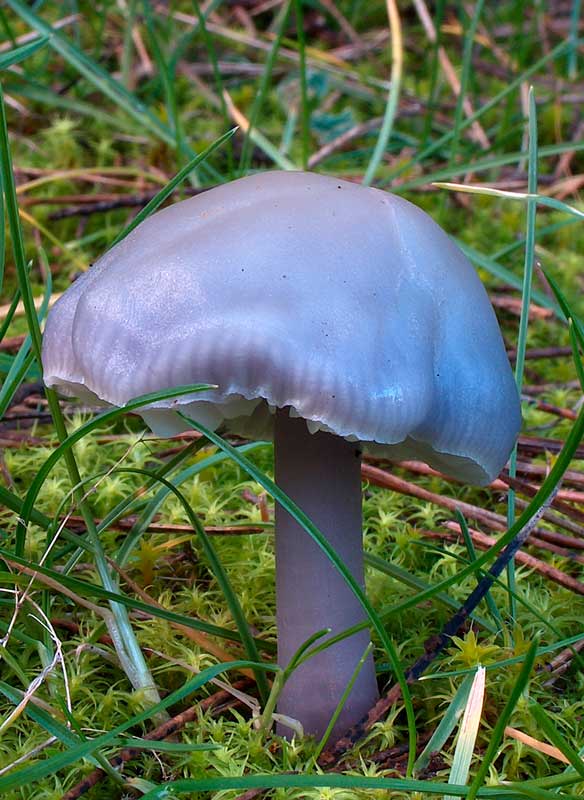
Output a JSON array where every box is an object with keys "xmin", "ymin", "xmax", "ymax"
[
  {"xmin": 61, "ymin": 681, "xmax": 252, "ymax": 800},
  {"xmin": 441, "ymin": 523, "xmax": 584, "ymax": 595}
]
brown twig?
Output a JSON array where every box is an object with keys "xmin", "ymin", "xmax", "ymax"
[
  {"xmin": 318, "ymin": 0, "xmax": 362, "ymax": 45},
  {"xmin": 48, "ymin": 187, "xmax": 207, "ymax": 220},
  {"xmin": 0, "ymin": 334, "xmax": 26, "ymax": 353},
  {"xmin": 527, "ymin": 401, "xmax": 578, "ymax": 421},
  {"xmin": 65, "ymin": 514, "xmax": 267, "ymax": 537},
  {"xmin": 308, "ymin": 118, "xmax": 382, "ymax": 168},
  {"xmin": 388, "ymin": 458, "xmax": 584, "ymax": 509},
  {"xmin": 500, "ymin": 472, "xmax": 584, "ymax": 524},
  {"xmin": 517, "ymin": 434, "xmax": 584, "ymax": 459},
  {"xmin": 507, "ymin": 345, "xmax": 573, "ymax": 361},
  {"xmin": 362, "ymin": 463, "xmax": 506, "ymax": 528},
  {"xmin": 62, "ymin": 680, "xmax": 253, "ymax": 800},
  {"xmin": 241, "ymin": 489, "xmax": 271, "ymax": 522},
  {"xmin": 490, "ymin": 295, "xmax": 553, "ymax": 320},
  {"xmin": 522, "ymin": 380, "xmax": 581, "ymax": 396},
  {"xmin": 410, "ymin": 0, "xmax": 489, "ymax": 148},
  {"xmin": 233, "ymin": 790, "xmax": 268, "ymax": 800},
  {"xmin": 543, "ymin": 636, "xmax": 584, "ymax": 683},
  {"xmin": 0, "ymin": 14, "xmax": 78, "ymax": 51},
  {"xmin": 512, "ymin": 460, "xmax": 584, "ymax": 490},
  {"xmin": 361, "ymin": 463, "xmax": 575, "ymax": 544},
  {"xmin": 442, "ymin": 523, "xmax": 584, "ymax": 595},
  {"xmin": 364, "ymin": 461, "xmax": 584, "ymax": 552},
  {"xmin": 0, "ymin": 292, "xmax": 62, "ymax": 320}
]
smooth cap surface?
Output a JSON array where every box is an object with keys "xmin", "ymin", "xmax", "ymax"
[{"xmin": 43, "ymin": 170, "xmax": 521, "ymax": 484}]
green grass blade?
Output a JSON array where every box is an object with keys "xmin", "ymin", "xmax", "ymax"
[
  {"xmin": 568, "ymin": 0, "xmax": 582, "ymax": 77},
  {"xmin": 545, "ymin": 273, "xmax": 584, "ymax": 395},
  {"xmin": 455, "ymin": 510, "xmax": 503, "ymax": 631},
  {"xmin": 4, "ymin": 0, "xmax": 220, "ymax": 181},
  {"xmin": 187, "ymin": 0, "xmax": 234, "ymax": 178},
  {"xmin": 454, "ymin": 241, "xmax": 559, "ymax": 314},
  {"xmin": 239, "ymin": 0, "xmax": 293, "ymax": 173},
  {"xmin": 0, "ymin": 659, "xmax": 270, "ymax": 792},
  {"xmin": 0, "ymin": 485, "xmax": 90, "ymax": 552},
  {"xmin": 529, "ymin": 703, "xmax": 584, "ymax": 778},
  {"xmin": 90, "ymin": 439, "xmax": 209, "ymax": 558},
  {"xmin": 433, "ymin": 183, "xmax": 584, "ymax": 222},
  {"xmin": 448, "ymin": 0, "xmax": 484, "ymax": 166},
  {"xmin": 114, "ymin": 442, "xmax": 265, "ymax": 568},
  {"xmin": 135, "ymin": 774, "xmax": 529, "ymax": 799},
  {"xmin": 466, "ymin": 639, "xmax": 539, "ymax": 800},
  {"xmin": 142, "ymin": 0, "xmax": 183, "ymax": 156},
  {"xmin": 120, "ymin": 0, "xmax": 138, "ymax": 88},
  {"xmin": 568, "ymin": 321, "xmax": 584, "ymax": 391},
  {"xmin": 375, "ymin": 547, "xmax": 572, "ymax": 657},
  {"xmin": 0, "ymin": 34, "xmax": 48, "ymax": 69},
  {"xmin": 0, "ymin": 682, "xmax": 98, "ymax": 760},
  {"xmin": 0, "ymin": 552, "xmax": 265, "ymax": 646},
  {"xmin": 377, "ymin": 399, "xmax": 584, "ymax": 620},
  {"xmin": 5, "ymin": 0, "xmax": 172, "ymax": 142},
  {"xmin": 0, "ymin": 683, "xmax": 123, "ymax": 780},
  {"xmin": 414, "ymin": 670, "xmax": 475, "ymax": 775},
  {"xmin": 506, "ymin": 86, "xmax": 538, "ymax": 619},
  {"xmin": 113, "ymin": 738, "xmax": 219, "ymax": 753},
  {"xmin": 421, "ymin": 631, "xmax": 584, "ymax": 681},
  {"xmin": 15, "ymin": 384, "xmax": 215, "ymax": 551},
  {"xmin": 169, "ymin": 0, "xmax": 224, "ymax": 71},
  {"xmin": 178, "ymin": 412, "xmax": 418, "ymax": 775},
  {"xmin": 0, "ymin": 252, "xmax": 51, "ymax": 415},
  {"xmin": 0, "ymin": 83, "xmax": 43, "ymax": 362},
  {"xmin": 383, "ymin": 37, "xmax": 575, "ymax": 183},
  {"xmin": 11, "ymin": 368, "xmax": 212, "ymax": 707},
  {"xmin": 446, "ymin": 666, "xmax": 486, "ymax": 800},
  {"xmin": 43, "ymin": 445, "xmax": 273, "ymax": 700},
  {"xmin": 0, "ymin": 286, "xmax": 19, "ymax": 342},
  {"xmin": 420, "ymin": 0, "xmax": 446, "ymax": 148},
  {"xmin": 394, "ymin": 139, "xmax": 584, "ymax": 193},
  {"xmin": 110, "ymin": 127, "xmax": 237, "ymax": 247},
  {"xmin": 6, "ymin": 74, "xmax": 148, "ymax": 130},
  {"xmin": 311, "ymin": 641, "xmax": 373, "ymax": 760},
  {"xmin": 544, "ymin": 270, "xmax": 584, "ymax": 345},
  {"xmin": 0, "ymin": 344, "xmax": 34, "ymax": 416},
  {"xmin": 491, "ymin": 217, "xmax": 579, "ymax": 261},
  {"xmin": 114, "ymin": 466, "xmax": 271, "ymax": 703},
  {"xmin": 366, "ymin": 551, "xmax": 496, "ymax": 633},
  {"xmin": 363, "ymin": 0, "xmax": 402, "ymax": 185},
  {"xmin": 294, "ymin": 0, "xmax": 309, "ymax": 170}
]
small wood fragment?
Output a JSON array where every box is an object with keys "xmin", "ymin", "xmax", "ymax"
[{"xmin": 504, "ymin": 726, "xmax": 570, "ymax": 764}]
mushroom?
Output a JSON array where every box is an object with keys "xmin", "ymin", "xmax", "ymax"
[{"xmin": 42, "ymin": 170, "xmax": 521, "ymax": 739}]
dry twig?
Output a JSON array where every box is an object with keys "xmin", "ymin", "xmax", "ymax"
[{"xmin": 62, "ymin": 680, "xmax": 253, "ymax": 800}]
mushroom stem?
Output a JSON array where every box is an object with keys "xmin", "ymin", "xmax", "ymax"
[{"xmin": 274, "ymin": 409, "xmax": 379, "ymax": 739}]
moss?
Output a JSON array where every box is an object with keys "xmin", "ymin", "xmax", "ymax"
[{"xmin": 1, "ymin": 2, "xmax": 584, "ymax": 797}]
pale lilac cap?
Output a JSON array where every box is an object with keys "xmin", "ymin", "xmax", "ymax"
[{"xmin": 43, "ymin": 171, "xmax": 521, "ymax": 484}]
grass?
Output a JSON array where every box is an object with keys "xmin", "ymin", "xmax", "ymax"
[{"xmin": 0, "ymin": 1, "xmax": 583, "ymax": 798}]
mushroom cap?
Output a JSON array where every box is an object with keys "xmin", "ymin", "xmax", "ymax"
[{"xmin": 43, "ymin": 170, "xmax": 521, "ymax": 484}]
